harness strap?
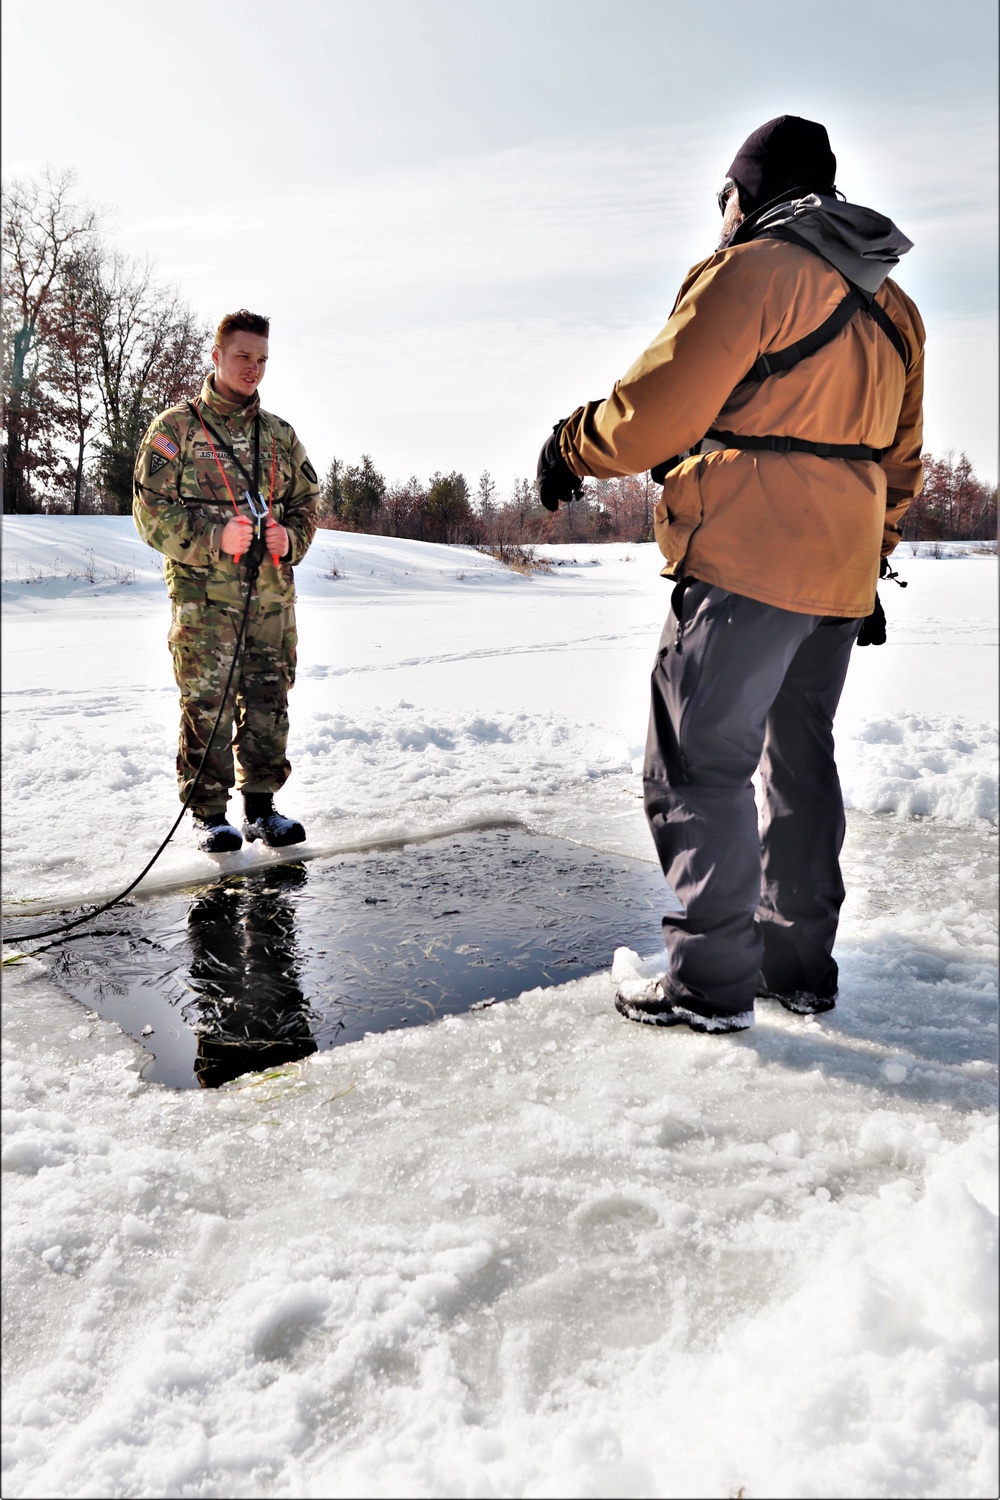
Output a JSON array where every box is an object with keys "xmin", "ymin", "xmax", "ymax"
[
  {"xmin": 651, "ymin": 260, "xmax": 908, "ymax": 482},
  {"xmin": 187, "ymin": 402, "xmax": 262, "ymax": 501},
  {"xmin": 706, "ymin": 429, "xmax": 884, "ymax": 462},
  {"xmin": 188, "ymin": 404, "xmax": 278, "ymax": 510},
  {"xmin": 253, "ymin": 416, "xmax": 260, "ymax": 510},
  {"xmin": 866, "ymin": 298, "xmax": 908, "ymax": 367},
  {"xmin": 743, "ymin": 289, "xmax": 867, "ymax": 381},
  {"xmin": 766, "ymin": 226, "xmax": 910, "ymax": 372},
  {"xmin": 189, "ymin": 407, "xmax": 240, "ymax": 514},
  {"xmin": 187, "ymin": 402, "xmax": 282, "ymax": 566}
]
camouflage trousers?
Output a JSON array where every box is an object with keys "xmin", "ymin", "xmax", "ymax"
[{"xmin": 168, "ymin": 597, "xmax": 298, "ymax": 815}]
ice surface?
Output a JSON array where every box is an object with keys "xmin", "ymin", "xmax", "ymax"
[{"xmin": 2, "ymin": 519, "xmax": 998, "ymax": 1498}]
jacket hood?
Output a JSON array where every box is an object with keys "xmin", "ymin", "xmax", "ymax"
[{"xmin": 744, "ymin": 195, "xmax": 913, "ymax": 294}]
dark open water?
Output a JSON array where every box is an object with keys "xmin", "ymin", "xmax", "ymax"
[{"xmin": 36, "ymin": 830, "xmax": 672, "ymax": 1088}]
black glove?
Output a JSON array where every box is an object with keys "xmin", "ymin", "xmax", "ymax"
[
  {"xmin": 856, "ymin": 593, "xmax": 886, "ymax": 647},
  {"xmin": 537, "ymin": 420, "xmax": 584, "ymax": 512}
]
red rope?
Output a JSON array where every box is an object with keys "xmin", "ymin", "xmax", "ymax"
[
  {"xmin": 192, "ymin": 407, "xmax": 241, "ymax": 514},
  {"xmin": 268, "ymin": 434, "xmax": 280, "ymax": 567},
  {"xmin": 191, "ymin": 406, "xmax": 283, "ymax": 569}
]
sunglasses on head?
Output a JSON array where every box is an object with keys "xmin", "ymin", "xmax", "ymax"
[{"xmin": 717, "ymin": 179, "xmax": 737, "ymax": 215}]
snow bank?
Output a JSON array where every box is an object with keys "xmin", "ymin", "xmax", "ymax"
[
  {"xmin": 895, "ymin": 540, "xmax": 998, "ymax": 560},
  {"xmin": 0, "ymin": 515, "xmax": 518, "ymax": 602}
]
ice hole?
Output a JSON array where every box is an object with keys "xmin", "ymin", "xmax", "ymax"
[{"xmin": 39, "ymin": 829, "xmax": 674, "ymax": 1089}]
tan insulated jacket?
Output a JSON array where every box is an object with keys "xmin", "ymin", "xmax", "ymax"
[
  {"xmin": 133, "ymin": 376, "xmax": 319, "ymax": 611},
  {"xmin": 559, "ymin": 227, "xmax": 924, "ymax": 617}
]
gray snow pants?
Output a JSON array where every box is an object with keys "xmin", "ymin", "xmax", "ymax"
[{"xmin": 643, "ymin": 580, "xmax": 862, "ymax": 1020}]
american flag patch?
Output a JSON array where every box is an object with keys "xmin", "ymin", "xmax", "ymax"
[{"xmin": 151, "ymin": 433, "xmax": 179, "ymax": 460}]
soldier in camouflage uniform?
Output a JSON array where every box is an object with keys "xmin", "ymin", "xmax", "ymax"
[{"xmin": 133, "ymin": 309, "xmax": 318, "ymax": 853}]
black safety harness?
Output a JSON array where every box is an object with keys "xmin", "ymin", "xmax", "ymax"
[{"xmin": 650, "ymin": 234, "xmax": 910, "ymax": 484}]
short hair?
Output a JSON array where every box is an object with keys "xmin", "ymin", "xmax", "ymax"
[{"xmin": 214, "ymin": 309, "xmax": 270, "ymax": 346}]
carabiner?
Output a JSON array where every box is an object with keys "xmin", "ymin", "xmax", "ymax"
[
  {"xmin": 244, "ymin": 489, "xmax": 281, "ymax": 567},
  {"xmin": 244, "ymin": 489, "xmax": 269, "ymax": 538}
]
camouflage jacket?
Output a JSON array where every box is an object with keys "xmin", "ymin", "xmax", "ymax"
[{"xmin": 133, "ymin": 375, "xmax": 318, "ymax": 609}]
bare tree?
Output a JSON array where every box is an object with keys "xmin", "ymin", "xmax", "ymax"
[
  {"xmin": 382, "ymin": 475, "xmax": 427, "ymax": 537},
  {"xmin": 48, "ymin": 249, "xmax": 101, "ymax": 513},
  {"xmin": 2, "ymin": 170, "xmax": 208, "ymax": 515},
  {"xmin": 2, "ymin": 169, "xmax": 100, "ymax": 512},
  {"xmin": 588, "ymin": 473, "xmax": 655, "ymax": 542},
  {"xmin": 903, "ymin": 451, "xmax": 998, "ymax": 542},
  {"xmin": 638, "ymin": 469, "xmax": 657, "ymax": 540},
  {"xmin": 510, "ymin": 476, "xmax": 536, "ymax": 529},
  {"xmin": 85, "ymin": 247, "xmax": 210, "ymax": 513}
]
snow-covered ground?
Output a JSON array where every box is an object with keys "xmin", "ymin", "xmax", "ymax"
[
  {"xmin": 2, "ymin": 520, "xmax": 996, "ymax": 912},
  {"xmin": 2, "ymin": 517, "xmax": 998, "ymax": 1499}
]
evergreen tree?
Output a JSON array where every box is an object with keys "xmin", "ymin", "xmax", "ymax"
[
  {"xmin": 340, "ymin": 454, "xmax": 385, "ymax": 532},
  {"xmin": 475, "ymin": 469, "xmax": 497, "ymax": 516},
  {"xmin": 424, "ymin": 470, "xmax": 472, "ymax": 543},
  {"xmin": 318, "ymin": 457, "xmax": 345, "ymax": 523}
]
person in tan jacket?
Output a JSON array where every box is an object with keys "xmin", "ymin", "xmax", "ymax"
[{"xmin": 538, "ymin": 115, "xmax": 924, "ymax": 1034}]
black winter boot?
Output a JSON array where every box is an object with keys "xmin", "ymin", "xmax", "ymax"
[
  {"xmin": 614, "ymin": 978, "xmax": 754, "ymax": 1033},
  {"xmin": 242, "ymin": 793, "xmax": 306, "ymax": 848},
  {"xmin": 192, "ymin": 811, "xmax": 243, "ymax": 853},
  {"xmin": 756, "ymin": 979, "xmax": 837, "ymax": 1015}
]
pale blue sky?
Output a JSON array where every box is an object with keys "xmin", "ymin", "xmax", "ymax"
[{"xmin": 3, "ymin": 0, "xmax": 997, "ymax": 488}]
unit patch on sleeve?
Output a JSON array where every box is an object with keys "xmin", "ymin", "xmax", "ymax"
[
  {"xmin": 301, "ymin": 460, "xmax": 318, "ymax": 484},
  {"xmin": 151, "ymin": 433, "xmax": 180, "ymax": 461},
  {"xmin": 149, "ymin": 453, "xmax": 169, "ymax": 475}
]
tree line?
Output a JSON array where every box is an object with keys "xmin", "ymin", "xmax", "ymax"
[
  {"xmin": 2, "ymin": 169, "xmax": 209, "ymax": 515},
  {"xmin": 901, "ymin": 452, "xmax": 996, "ymax": 542},
  {"xmin": 3, "ymin": 171, "xmax": 995, "ymax": 543},
  {"xmin": 317, "ymin": 460, "xmax": 663, "ymax": 547},
  {"xmin": 319, "ymin": 450, "xmax": 995, "ymax": 549}
]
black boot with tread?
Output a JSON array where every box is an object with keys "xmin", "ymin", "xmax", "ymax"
[
  {"xmin": 193, "ymin": 812, "xmax": 243, "ymax": 853},
  {"xmin": 242, "ymin": 793, "xmax": 306, "ymax": 849}
]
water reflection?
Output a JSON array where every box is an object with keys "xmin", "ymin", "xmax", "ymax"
[
  {"xmin": 184, "ymin": 864, "xmax": 320, "ymax": 1088},
  {"xmin": 46, "ymin": 830, "xmax": 675, "ymax": 1090}
]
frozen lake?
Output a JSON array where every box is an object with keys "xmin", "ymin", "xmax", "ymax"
[{"xmin": 3, "ymin": 522, "xmax": 996, "ymax": 1499}]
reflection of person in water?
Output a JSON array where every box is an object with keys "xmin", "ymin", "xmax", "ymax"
[{"xmin": 185, "ymin": 865, "xmax": 318, "ymax": 1088}]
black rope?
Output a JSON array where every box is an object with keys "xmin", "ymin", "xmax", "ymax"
[
  {"xmin": 187, "ymin": 405, "xmax": 263, "ymax": 498},
  {"xmin": 4, "ymin": 555, "xmax": 261, "ymax": 950}
]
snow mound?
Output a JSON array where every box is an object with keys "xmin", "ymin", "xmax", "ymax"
[{"xmin": 840, "ymin": 714, "xmax": 998, "ymax": 824}]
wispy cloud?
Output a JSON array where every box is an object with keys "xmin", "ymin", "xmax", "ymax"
[{"xmin": 4, "ymin": 0, "xmax": 995, "ymax": 491}]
